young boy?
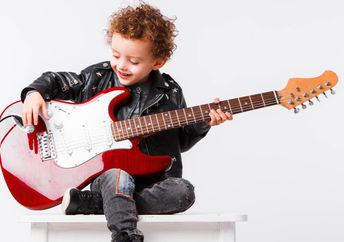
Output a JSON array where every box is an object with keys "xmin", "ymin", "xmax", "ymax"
[{"xmin": 21, "ymin": 3, "xmax": 232, "ymax": 242}]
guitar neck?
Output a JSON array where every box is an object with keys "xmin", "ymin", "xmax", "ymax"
[{"xmin": 112, "ymin": 91, "xmax": 280, "ymax": 141}]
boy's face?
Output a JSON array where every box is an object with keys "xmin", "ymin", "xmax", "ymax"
[{"xmin": 110, "ymin": 32, "xmax": 166, "ymax": 86}]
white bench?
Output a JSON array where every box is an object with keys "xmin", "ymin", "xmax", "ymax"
[{"xmin": 21, "ymin": 213, "xmax": 247, "ymax": 242}]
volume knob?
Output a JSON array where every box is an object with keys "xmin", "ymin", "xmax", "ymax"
[{"xmin": 54, "ymin": 120, "xmax": 63, "ymax": 129}]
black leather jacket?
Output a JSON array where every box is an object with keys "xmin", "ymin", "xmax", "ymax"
[{"xmin": 21, "ymin": 61, "xmax": 210, "ymax": 181}]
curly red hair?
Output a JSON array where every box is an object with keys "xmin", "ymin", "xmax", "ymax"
[{"xmin": 106, "ymin": 3, "xmax": 177, "ymax": 60}]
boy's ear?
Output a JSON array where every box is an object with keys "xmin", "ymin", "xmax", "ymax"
[{"xmin": 152, "ymin": 58, "xmax": 167, "ymax": 70}]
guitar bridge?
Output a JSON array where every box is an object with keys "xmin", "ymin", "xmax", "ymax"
[{"xmin": 37, "ymin": 132, "xmax": 57, "ymax": 161}]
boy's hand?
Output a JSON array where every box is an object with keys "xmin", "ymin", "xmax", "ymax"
[
  {"xmin": 22, "ymin": 91, "xmax": 50, "ymax": 126},
  {"xmin": 206, "ymin": 97, "xmax": 233, "ymax": 126}
]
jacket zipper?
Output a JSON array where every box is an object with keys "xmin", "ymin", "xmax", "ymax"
[
  {"xmin": 67, "ymin": 72, "xmax": 79, "ymax": 86},
  {"xmin": 139, "ymin": 93, "xmax": 164, "ymax": 116},
  {"xmin": 54, "ymin": 72, "xmax": 69, "ymax": 92}
]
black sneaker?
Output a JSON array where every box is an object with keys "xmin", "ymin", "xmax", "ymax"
[
  {"xmin": 113, "ymin": 232, "xmax": 144, "ymax": 242},
  {"xmin": 61, "ymin": 188, "xmax": 103, "ymax": 215},
  {"xmin": 130, "ymin": 234, "xmax": 144, "ymax": 242}
]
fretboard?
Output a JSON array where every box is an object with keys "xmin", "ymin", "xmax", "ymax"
[{"xmin": 112, "ymin": 91, "xmax": 279, "ymax": 141}]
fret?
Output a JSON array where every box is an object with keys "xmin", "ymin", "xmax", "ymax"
[
  {"xmin": 126, "ymin": 119, "xmax": 134, "ymax": 138},
  {"xmin": 199, "ymin": 106, "xmax": 205, "ymax": 120},
  {"xmin": 161, "ymin": 113, "xmax": 167, "ymax": 129},
  {"xmin": 175, "ymin": 110, "xmax": 181, "ymax": 126},
  {"xmin": 248, "ymin": 96, "xmax": 254, "ymax": 109},
  {"xmin": 169, "ymin": 110, "xmax": 177, "ymax": 128},
  {"xmin": 185, "ymin": 108, "xmax": 194, "ymax": 124},
  {"xmin": 114, "ymin": 122, "xmax": 120, "ymax": 140},
  {"xmin": 199, "ymin": 104, "xmax": 209, "ymax": 121},
  {"xmin": 121, "ymin": 120, "xmax": 127, "ymax": 139},
  {"xmin": 126, "ymin": 120, "xmax": 133, "ymax": 138},
  {"xmin": 250, "ymin": 94, "xmax": 264, "ymax": 109},
  {"xmin": 229, "ymin": 99, "xmax": 241, "ymax": 114},
  {"xmin": 154, "ymin": 113, "xmax": 161, "ymax": 131},
  {"xmin": 148, "ymin": 115, "xmax": 155, "ymax": 132},
  {"xmin": 119, "ymin": 121, "xmax": 125, "ymax": 139},
  {"xmin": 226, "ymin": 100, "xmax": 233, "ymax": 113},
  {"xmin": 237, "ymin": 98, "xmax": 244, "ymax": 112},
  {"xmin": 132, "ymin": 118, "xmax": 139, "ymax": 136},
  {"xmin": 131, "ymin": 119, "xmax": 138, "ymax": 137},
  {"xmin": 239, "ymin": 97, "xmax": 253, "ymax": 112},
  {"xmin": 195, "ymin": 105, "xmax": 204, "ymax": 121},
  {"xmin": 219, "ymin": 101, "xmax": 229, "ymax": 113},
  {"xmin": 167, "ymin": 112, "xmax": 174, "ymax": 128},
  {"xmin": 111, "ymin": 123, "xmax": 117, "ymax": 140},
  {"xmin": 149, "ymin": 114, "xmax": 158, "ymax": 132},
  {"xmin": 190, "ymin": 107, "xmax": 197, "ymax": 123},
  {"xmin": 273, "ymin": 91, "xmax": 279, "ymax": 104},
  {"xmin": 143, "ymin": 116, "xmax": 149, "ymax": 134},
  {"xmin": 176, "ymin": 109, "xmax": 186, "ymax": 125},
  {"xmin": 262, "ymin": 92, "xmax": 276, "ymax": 106},
  {"xmin": 161, "ymin": 112, "xmax": 171, "ymax": 129},
  {"xmin": 201, "ymin": 104, "xmax": 210, "ymax": 118},
  {"xmin": 138, "ymin": 117, "xmax": 144, "ymax": 135},
  {"xmin": 182, "ymin": 109, "xmax": 188, "ymax": 125},
  {"xmin": 260, "ymin": 93, "xmax": 266, "ymax": 106}
]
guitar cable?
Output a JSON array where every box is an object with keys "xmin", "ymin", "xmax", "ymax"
[{"xmin": 0, "ymin": 115, "xmax": 35, "ymax": 133}]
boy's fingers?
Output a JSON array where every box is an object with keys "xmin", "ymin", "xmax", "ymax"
[
  {"xmin": 211, "ymin": 109, "xmax": 220, "ymax": 124},
  {"xmin": 22, "ymin": 110, "xmax": 27, "ymax": 126},
  {"xmin": 26, "ymin": 110, "xmax": 32, "ymax": 126},
  {"xmin": 217, "ymin": 109, "xmax": 228, "ymax": 121},
  {"xmin": 226, "ymin": 112, "xmax": 233, "ymax": 120},
  {"xmin": 42, "ymin": 103, "xmax": 50, "ymax": 120},
  {"xmin": 33, "ymin": 107, "xmax": 39, "ymax": 125},
  {"xmin": 213, "ymin": 97, "xmax": 220, "ymax": 104},
  {"xmin": 207, "ymin": 111, "xmax": 215, "ymax": 125}
]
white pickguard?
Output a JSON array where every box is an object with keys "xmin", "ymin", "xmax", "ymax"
[{"xmin": 40, "ymin": 90, "xmax": 132, "ymax": 168}]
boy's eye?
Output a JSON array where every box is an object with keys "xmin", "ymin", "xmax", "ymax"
[
  {"xmin": 130, "ymin": 60, "xmax": 139, "ymax": 65},
  {"xmin": 113, "ymin": 54, "xmax": 119, "ymax": 59}
]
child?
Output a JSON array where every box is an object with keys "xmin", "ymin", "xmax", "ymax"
[{"xmin": 21, "ymin": 2, "xmax": 232, "ymax": 242}]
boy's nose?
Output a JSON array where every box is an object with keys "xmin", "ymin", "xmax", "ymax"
[{"xmin": 118, "ymin": 59, "xmax": 128, "ymax": 70}]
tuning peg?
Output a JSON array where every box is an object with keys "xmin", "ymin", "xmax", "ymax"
[
  {"xmin": 294, "ymin": 107, "xmax": 300, "ymax": 114},
  {"xmin": 330, "ymin": 89, "xmax": 336, "ymax": 95},
  {"xmin": 301, "ymin": 103, "xmax": 307, "ymax": 109},
  {"xmin": 316, "ymin": 96, "xmax": 320, "ymax": 102},
  {"xmin": 308, "ymin": 100, "xmax": 314, "ymax": 106},
  {"xmin": 323, "ymin": 92, "xmax": 328, "ymax": 98}
]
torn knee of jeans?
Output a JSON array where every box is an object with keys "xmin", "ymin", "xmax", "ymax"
[{"xmin": 115, "ymin": 169, "xmax": 135, "ymax": 198}]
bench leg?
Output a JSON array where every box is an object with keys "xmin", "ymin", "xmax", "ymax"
[
  {"xmin": 31, "ymin": 222, "xmax": 48, "ymax": 242},
  {"xmin": 218, "ymin": 222, "xmax": 236, "ymax": 242}
]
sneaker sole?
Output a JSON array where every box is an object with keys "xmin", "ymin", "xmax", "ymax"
[{"xmin": 61, "ymin": 187, "xmax": 74, "ymax": 215}]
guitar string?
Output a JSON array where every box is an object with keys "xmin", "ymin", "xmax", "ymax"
[
  {"xmin": 48, "ymin": 94, "xmax": 289, "ymax": 150},
  {"xmin": 113, "ymin": 99, "xmax": 280, "ymax": 140},
  {"xmin": 52, "ymin": 98, "xmax": 279, "ymax": 151},
  {"xmin": 38, "ymin": 92, "xmax": 316, "ymax": 153}
]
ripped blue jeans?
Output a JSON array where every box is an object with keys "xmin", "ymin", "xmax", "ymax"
[{"xmin": 90, "ymin": 168, "xmax": 195, "ymax": 241}]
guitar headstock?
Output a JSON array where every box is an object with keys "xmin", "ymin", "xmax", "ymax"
[{"xmin": 277, "ymin": 71, "xmax": 338, "ymax": 113}]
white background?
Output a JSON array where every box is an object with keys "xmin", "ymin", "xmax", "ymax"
[{"xmin": 0, "ymin": 0, "xmax": 343, "ymax": 241}]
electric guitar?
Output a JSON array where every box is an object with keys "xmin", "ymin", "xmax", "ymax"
[{"xmin": 0, "ymin": 71, "xmax": 338, "ymax": 210}]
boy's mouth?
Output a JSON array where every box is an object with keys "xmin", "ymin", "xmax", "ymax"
[{"xmin": 117, "ymin": 70, "xmax": 132, "ymax": 79}]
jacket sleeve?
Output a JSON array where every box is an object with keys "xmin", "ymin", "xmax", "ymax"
[
  {"xmin": 21, "ymin": 70, "xmax": 87, "ymax": 102},
  {"xmin": 177, "ymin": 89, "xmax": 211, "ymax": 153}
]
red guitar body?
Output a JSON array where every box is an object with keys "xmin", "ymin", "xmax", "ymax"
[{"xmin": 0, "ymin": 87, "xmax": 171, "ymax": 210}]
